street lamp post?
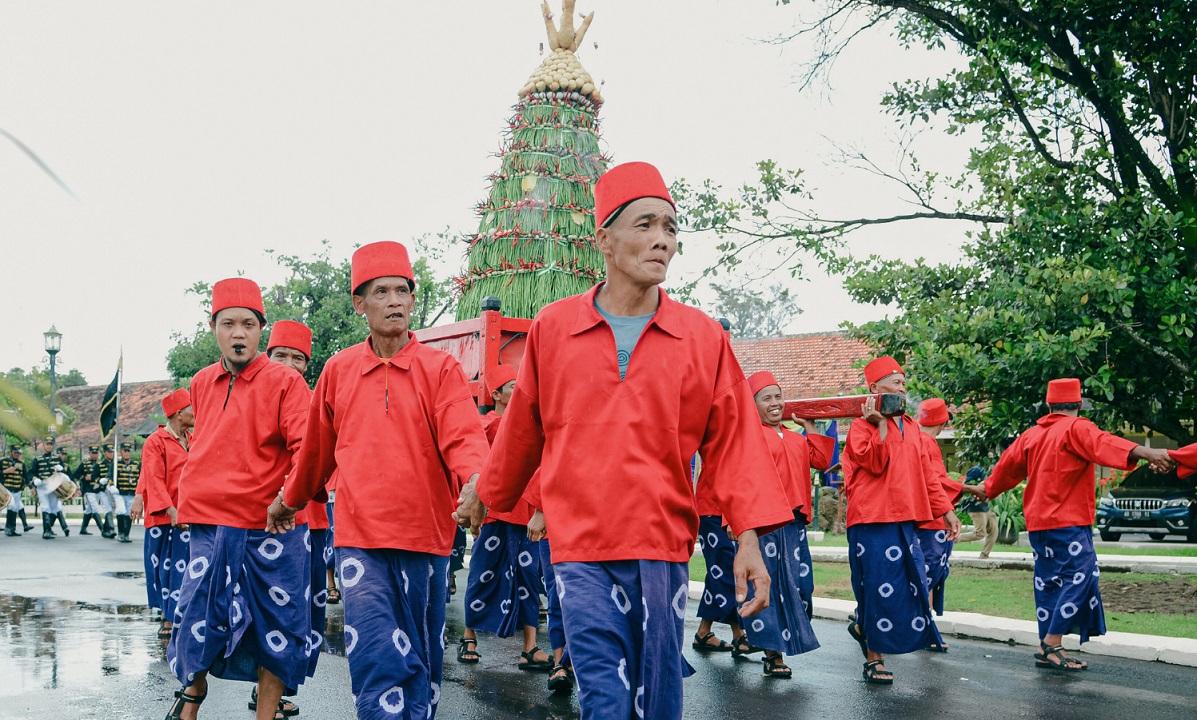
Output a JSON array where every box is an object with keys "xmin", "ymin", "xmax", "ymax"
[{"xmin": 44, "ymin": 325, "xmax": 62, "ymax": 438}]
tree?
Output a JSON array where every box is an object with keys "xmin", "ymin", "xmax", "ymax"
[
  {"xmin": 166, "ymin": 238, "xmax": 457, "ymax": 385},
  {"xmin": 1, "ymin": 366, "xmax": 87, "ymax": 445},
  {"xmin": 711, "ymin": 282, "xmax": 801, "ymax": 339},
  {"xmin": 677, "ymin": 1, "xmax": 1197, "ymax": 454}
]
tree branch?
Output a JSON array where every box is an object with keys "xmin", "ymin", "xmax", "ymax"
[{"xmin": 1112, "ymin": 319, "xmax": 1193, "ymax": 378}]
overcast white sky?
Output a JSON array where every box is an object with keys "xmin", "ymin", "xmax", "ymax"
[{"xmin": 1, "ymin": 1, "xmax": 976, "ymax": 384}]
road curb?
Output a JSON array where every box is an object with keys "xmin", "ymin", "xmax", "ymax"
[{"xmin": 809, "ymin": 547, "xmax": 1197, "ymax": 575}]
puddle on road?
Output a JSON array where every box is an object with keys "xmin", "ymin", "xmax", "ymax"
[{"xmin": 0, "ymin": 595, "xmax": 344, "ymax": 697}]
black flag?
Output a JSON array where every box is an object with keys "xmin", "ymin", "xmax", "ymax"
[{"xmin": 99, "ymin": 355, "xmax": 122, "ymax": 439}]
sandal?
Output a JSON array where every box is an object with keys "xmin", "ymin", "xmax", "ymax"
[
  {"xmin": 691, "ymin": 631, "xmax": 733, "ymax": 653},
  {"xmin": 1034, "ymin": 642, "xmax": 1086, "ymax": 671},
  {"xmin": 547, "ymin": 663, "xmax": 575, "ymax": 695},
  {"xmin": 457, "ymin": 637, "xmax": 480, "ymax": 664},
  {"xmin": 761, "ymin": 655, "xmax": 792, "ymax": 679},
  {"xmin": 925, "ymin": 641, "xmax": 949, "ymax": 653},
  {"xmin": 730, "ymin": 634, "xmax": 762, "ymax": 658},
  {"xmin": 862, "ymin": 660, "xmax": 894, "ymax": 685},
  {"xmin": 157, "ymin": 622, "xmax": 173, "ymax": 639},
  {"xmin": 249, "ymin": 687, "xmax": 300, "ymax": 717},
  {"xmin": 847, "ymin": 622, "xmax": 869, "ymax": 659},
  {"xmin": 449, "ymin": 575, "xmax": 457, "ymax": 596},
  {"xmin": 163, "ymin": 687, "xmax": 206, "ymax": 719},
  {"xmin": 326, "ymin": 587, "xmax": 341, "ymax": 604},
  {"xmin": 518, "ymin": 646, "xmax": 554, "ymax": 672}
]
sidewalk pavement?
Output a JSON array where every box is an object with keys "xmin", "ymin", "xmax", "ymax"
[{"xmin": 683, "ymin": 545, "xmax": 1197, "ymax": 668}]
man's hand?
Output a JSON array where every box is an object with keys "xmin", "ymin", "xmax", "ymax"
[
  {"xmin": 861, "ymin": 396, "xmax": 883, "ymax": 427},
  {"xmin": 791, "ymin": 415, "xmax": 818, "ymax": 434},
  {"xmin": 527, "ymin": 509, "xmax": 547, "ymax": 542},
  {"xmin": 733, "ymin": 529, "xmax": 772, "ymax": 618},
  {"xmin": 129, "ymin": 495, "xmax": 144, "ymax": 522},
  {"xmin": 961, "ymin": 484, "xmax": 988, "ymax": 501},
  {"xmin": 266, "ymin": 495, "xmax": 300, "ymax": 534},
  {"xmin": 944, "ymin": 510, "xmax": 962, "ymax": 541},
  {"xmin": 1132, "ymin": 446, "xmax": 1177, "ymax": 474},
  {"xmin": 166, "ymin": 506, "xmax": 187, "ymax": 530},
  {"xmin": 452, "ymin": 474, "xmax": 486, "ymax": 537}
]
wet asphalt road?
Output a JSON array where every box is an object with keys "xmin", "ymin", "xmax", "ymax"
[{"xmin": 3, "ymin": 528, "xmax": 1196, "ymax": 719}]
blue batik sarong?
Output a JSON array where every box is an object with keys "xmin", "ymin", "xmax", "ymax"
[
  {"xmin": 742, "ymin": 520, "xmax": 820, "ymax": 656},
  {"xmin": 1029, "ymin": 525, "xmax": 1106, "ymax": 643},
  {"xmin": 915, "ymin": 528, "xmax": 953, "ymax": 616},
  {"xmin": 556, "ymin": 561, "xmax": 693, "ymax": 720},
  {"xmin": 695, "ymin": 516, "xmax": 739, "ymax": 625},
  {"xmin": 339, "ymin": 548, "xmax": 448, "ymax": 720},
  {"xmin": 792, "ymin": 516, "xmax": 816, "ymax": 619},
  {"xmin": 307, "ymin": 528, "xmax": 331, "ymax": 678},
  {"xmin": 464, "ymin": 521, "xmax": 539, "ymax": 637},
  {"xmin": 167, "ymin": 524, "xmax": 311, "ymax": 693},
  {"xmin": 160, "ymin": 527, "xmax": 191, "ymax": 622},
  {"xmin": 145, "ymin": 525, "xmax": 170, "ymax": 613},
  {"xmin": 538, "ymin": 538, "xmax": 569, "ymax": 664},
  {"xmin": 446, "ymin": 527, "xmax": 467, "ymax": 604},
  {"xmin": 847, "ymin": 522, "xmax": 943, "ymax": 655}
]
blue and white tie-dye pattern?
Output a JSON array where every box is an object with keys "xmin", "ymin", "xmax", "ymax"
[
  {"xmin": 555, "ymin": 561, "xmax": 693, "ymax": 720},
  {"xmin": 915, "ymin": 528, "xmax": 953, "ymax": 616},
  {"xmin": 741, "ymin": 520, "xmax": 821, "ymax": 656},
  {"xmin": 695, "ymin": 516, "xmax": 739, "ymax": 625},
  {"xmin": 792, "ymin": 518, "xmax": 816, "ymax": 619},
  {"xmin": 158, "ymin": 527, "xmax": 190, "ymax": 622},
  {"xmin": 1029, "ymin": 526, "xmax": 1106, "ymax": 643},
  {"xmin": 339, "ymin": 548, "xmax": 448, "ymax": 720},
  {"xmin": 144, "ymin": 525, "xmax": 169, "ymax": 612},
  {"xmin": 307, "ymin": 527, "xmax": 331, "ymax": 678},
  {"xmin": 538, "ymin": 538, "xmax": 569, "ymax": 664},
  {"xmin": 847, "ymin": 522, "xmax": 943, "ymax": 655},
  {"xmin": 167, "ymin": 524, "xmax": 311, "ymax": 694},
  {"xmin": 464, "ymin": 521, "xmax": 539, "ymax": 637}
]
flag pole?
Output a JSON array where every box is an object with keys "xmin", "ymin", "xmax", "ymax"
[{"xmin": 110, "ymin": 351, "xmax": 123, "ymax": 487}]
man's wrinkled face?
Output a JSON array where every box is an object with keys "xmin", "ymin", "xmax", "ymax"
[
  {"xmin": 353, "ymin": 278, "xmax": 415, "ymax": 338},
  {"xmin": 176, "ymin": 407, "xmax": 196, "ymax": 431},
  {"xmin": 210, "ymin": 307, "xmax": 263, "ymax": 369},
  {"xmin": 268, "ymin": 347, "xmax": 310, "ymax": 376},
  {"xmin": 870, "ymin": 373, "xmax": 907, "ymax": 396},
  {"xmin": 492, "ymin": 380, "xmax": 515, "ymax": 408},
  {"xmin": 754, "ymin": 385, "xmax": 784, "ymax": 427},
  {"xmin": 595, "ymin": 198, "xmax": 678, "ymax": 288}
]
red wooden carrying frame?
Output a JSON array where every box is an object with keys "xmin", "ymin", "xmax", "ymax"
[{"xmin": 413, "ymin": 303, "xmax": 533, "ymax": 408}]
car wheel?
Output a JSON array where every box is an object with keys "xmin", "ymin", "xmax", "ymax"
[
  {"xmin": 1148, "ymin": 533, "xmax": 1167, "ymax": 541},
  {"xmin": 1099, "ymin": 529, "xmax": 1121, "ymax": 542}
]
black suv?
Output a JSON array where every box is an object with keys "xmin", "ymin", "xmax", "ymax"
[{"xmin": 1096, "ymin": 464, "xmax": 1196, "ymax": 541}]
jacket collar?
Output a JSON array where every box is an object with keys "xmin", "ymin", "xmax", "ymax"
[
  {"xmin": 570, "ymin": 283, "xmax": 684, "ymax": 339},
  {"xmin": 359, "ymin": 332, "xmax": 420, "ymax": 375},
  {"xmin": 213, "ymin": 351, "xmax": 269, "ymax": 384}
]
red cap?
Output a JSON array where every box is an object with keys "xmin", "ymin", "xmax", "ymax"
[
  {"xmin": 267, "ymin": 320, "xmax": 313, "ymax": 359},
  {"xmin": 594, "ymin": 162, "xmax": 675, "ymax": 228},
  {"xmin": 1046, "ymin": 378, "xmax": 1082, "ymax": 404},
  {"xmin": 748, "ymin": 371, "xmax": 780, "ymax": 397},
  {"xmin": 486, "ymin": 364, "xmax": 519, "ymax": 397},
  {"xmin": 917, "ymin": 398, "xmax": 949, "ymax": 427},
  {"xmin": 211, "ymin": 278, "xmax": 265, "ymax": 318},
  {"xmin": 161, "ymin": 388, "xmax": 191, "ymax": 419},
  {"xmin": 351, "ymin": 242, "xmax": 415, "ymax": 295},
  {"xmin": 1169, "ymin": 443, "xmax": 1197, "ymax": 480},
  {"xmin": 864, "ymin": 356, "xmax": 904, "ymax": 385}
]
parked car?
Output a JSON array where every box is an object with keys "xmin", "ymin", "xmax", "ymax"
[{"xmin": 1096, "ymin": 464, "xmax": 1196, "ymax": 542}]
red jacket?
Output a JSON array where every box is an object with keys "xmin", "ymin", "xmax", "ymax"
[
  {"xmin": 283, "ymin": 334, "xmax": 489, "ymax": 555},
  {"xmin": 915, "ymin": 432, "xmax": 964, "ymax": 531},
  {"xmin": 842, "ymin": 415, "xmax": 955, "ymax": 527},
  {"xmin": 777, "ymin": 426, "xmax": 835, "ymax": 523},
  {"xmin": 475, "ymin": 285, "xmax": 793, "ymax": 564},
  {"xmin": 137, "ymin": 425, "xmax": 188, "ymax": 529},
  {"xmin": 985, "ymin": 414, "xmax": 1137, "ymax": 532},
  {"xmin": 177, "ymin": 353, "xmax": 309, "ymax": 529},
  {"xmin": 480, "ymin": 412, "xmax": 536, "ymax": 527}
]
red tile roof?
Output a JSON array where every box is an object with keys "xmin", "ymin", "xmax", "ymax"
[
  {"xmin": 54, "ymin": 380, "xmax": 175, "ymax": 452},
  {"xmin": 732, "ymin": 332, "xmax": 872, "ymax": 399}
]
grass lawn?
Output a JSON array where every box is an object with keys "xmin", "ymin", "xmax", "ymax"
[
  {"xmin": 689, "ymin": 553, "xmax": 1197, "ymax": 639},
  {"xmin": 807, "ymin": 535, "xmax": 1197, "ymax": 557}
]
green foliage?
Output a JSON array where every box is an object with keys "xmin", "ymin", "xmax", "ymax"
[
  {"xmin": 456, "ymin": 94, "xmax": 609, "ymax": 320},
  {"xmin": 989, "ymin": 483, "xmax": 1027, "ymax": 544},
  {"xmin": 166, "ymin": 239, "xmax": 456, "ymax": 386},
  {"xmin": 710, "ymin": 282, "xmax": 800, "ymax": 339},
  {"xmin": 1, "ymin": 366, "xmax": 86, "ymax": 443}
]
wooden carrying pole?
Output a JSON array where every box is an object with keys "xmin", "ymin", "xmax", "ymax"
[{"xmin": 782, "ymin": 393, "xmax": 906, "ymax": 420}]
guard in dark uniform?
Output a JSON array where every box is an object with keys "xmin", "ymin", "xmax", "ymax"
[
  {"xmin": 3, "ymin": 446, "xmax": 30, "ymax": 537},
  {"xmin": 97, "ymin": 443, "xmax": 117, "ymax": 538},
  {"xmin": 75, "ymin": 445, "xmax": 106, "ymax": 536},
  {"xmin": 114, "ymin": 441, "xmax": 141, "ymax": 543},
  {"xmin": 30, "ymin": 437, "xmax": 69, "ymax": 539}
]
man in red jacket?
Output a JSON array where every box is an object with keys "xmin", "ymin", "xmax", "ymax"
[
  {"xmin": 164, "ymin": 278, "xmax": 311, "ymax": 720},
  {"xmin": 132, "ymin": 388, "xmax": 193, "ymax": 641},
  {"xmin": 456, "ymin": 162, "xmax": 793, "ymax": 720},
  {"xmin": 267, "ymin": 241, "xmax": 490, "ymax": 720},
  {"xmin": 985, "ymin": 378, "xmax": 1174, "ymax": 671},
  {"xmin": 842, "ymin": 357, "xmax": 959, "ymax": 685}
]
